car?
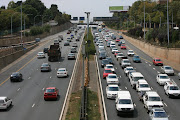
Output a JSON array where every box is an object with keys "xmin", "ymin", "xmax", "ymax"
[
  {"xmin": 54, "ymin": 39, "xmax": 59, "ymax": 45},
  {"xmin": 124, "ymin": 67, "xmax": 134, "ymax": 76},
  {"xmin": 57, "ymin": 68, "xmax": 68, "ymax": 77},
  {"xmin": 41, "ymin": 63, "xmax": 51, "ymax": 72},
  {"xmin": 120, "ymin": 44, "xmax": 126, "ymax": 49},
  {"xmin": 106, "ymin": 85, "xmax": 120, "ymax": 99},
  {"xmin": 110, "ymin": 42, "xmax": 116, "ymax": 48},
  {"xmin": 112, "ymin": 48, "xmax": 118, "ymax": 54},
  {"xmin": 121, "ymin": 59, "xmax": 131, "ymax": 68},
  {"xmin": 106, "ymin": 57, "xmax": 113, "ymax": 64},
  {"xmin": 136, "ymin": 79, "xmax": 151, "ymax": 92},
  {"xmin": 119, "ymin": 36, "xmax": 123, "ymax": 39},
  {"xmin": 153, "ymin": 58, "xmax": 163, "ymax": 66},
  {"xmin": 149, "ymin": 108, "xmax": 169, "ymax": 120},
  {"xmin": 58, "ymin": 35, "xmax": 63, "ymax": 40},
  {"xmin": 72, "ymin": 42, "xmax": 78, "ymax": 47},
  {"xmin": 127, "ymin": 70, "xmax": 136, "ymax": 80},
  {"xmin": 156, "ymin": 74, "xmax": 171, "ymax": 86},
  {"xmin": 133, "ymin": 55, "xmax": 141, "ymax": 63},
  {"xmin": 106, "ymin": 41, "xmax": 111, "ymax": 47},
  {"xmin": 164, "ymin": 81, "xmax": 180, "ymax": 98},
  {"xmin": 99, "ymin": 44, "xmax": 104, "ymax": 49},
  {"xmin": 118, "ymin": 41, "xmax": 122, "ymax": 46},
  {"xmin": 104, "ymin": 64, "xmax": 115, "ymax": 73},
  {"xmin": 43, "ymin": 48, "xmax": 49, "ymax": 53},
  {"xmin": 76, "ymin": 36, "xmax": 81, "ymax": 41},
  {"xmin": 10, "ymin": 72, "xmax": 23, "ymax": 82},
  {"xmin": 67, "ymin": 30, "xmax": 71, "ymax": 34},
  {"xmin": 129, "ymin": 72, "xmax": 144, "ymax": 89},
  {"xmin": 70, "ymin": 47, "xmax": 77, "ymax": 53},
  {"xmin": 143, "ymin": 91, "xmax": 164, "ymax": 113},
  {"xmin": 99, "ymin": 48, "xmax": 106, "ymax": 54},
  {"xmin": 64, "ymin": 41, "xmax": 70, "ymax": 46},
  {"xmin": 44, "ymin": 87, "xmax": 59, "ymax": 100},
  {"xmin": 101, "ymin": 59, "xmax": 109, "ymax": 68},
  {"xmin": 161, "ymin": 66, "xmax": 174, "ymax": 75},
  {"xmin": 114, "ymin": 51, "xmax": 121, "ymax": 57},
  {"xmin": 68, "ymin": 53, "xmax": 76, "ymax": 60},
  {"xmin": 115, "ymin": 91, "xmax": 135, "ymax": 115},
  {"xmin": 37, "ymin": 52, "xmax": 45, "ymax": 58},
  {"xmin": 115, "ymin": 39, "xmax": 120, "ymax": 42},
  {"xmin": 70, "ymin": 34, "xmax": 74, "ymax": 39},
  {"xmin": 67, "ymin": 37, "xmax": 71, "ymax": 42},
  {"xmin": 116, "ymin": 53, "xmax": 124, "ymax": 60},
  {"xmin": 127, "ymin": 50, "xmax": 135, "ymax": 56},
  {"xmin": 0, "ymin": 97, "xmax": 12, "ymax": 110},
  {"xmin": 103, "ymin": 69, "xmax": 113, "ymax": 79},
  {"xmin": 106, "ymin": 74, "xmax": 119, "ymax": 85},
  {"xmin": 99, "ymin": 52, "xmax": 107, "ymax": 60}
]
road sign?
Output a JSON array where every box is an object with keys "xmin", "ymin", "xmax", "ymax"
[
  {"xmin": 72, "ymin": 17, "xmax": 78, "ymax": 21},
  {"xmin": 109, "ymin": 6, "xmax": 129, "ymax": 12},
  {"xmin": 79, "ymin": 17, "xmax": 85, "ymax": 20}
]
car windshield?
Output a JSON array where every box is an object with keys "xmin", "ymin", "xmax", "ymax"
[
  {"xmin": 140, "ymin": 84, "xmax": 149, "ymax": 88},
  {"xmin": 154, "ymin": 112, "xmax": 168, "ymax": 118},
  {"xmin": 165, "ymin": 66, "xmax": 172, "ymax": 70},
  {"xmin": 12, "ymin": 72, "xmax": 18, "ymax": 76},
  {"xmin": 124, "ymin": 60, "xmax": 130, "ymax": 63},
  {"xmin": 109, "ymin": 87, "xmax": 119, "ymax": 91},
  {"xmin": 134, "ymin": 56, "xmax": 139, "ymax": 58},
  {"xmin": 149, "ymin": 97, "xmax": 161, "ymax": 101},
  {"xmin": 58, "ymin": 69, "xmax": 65, "ymax": 72},
  {"xmin": 113, "ymin": 48, "xmax": 118, "ymax": 50},
  {"xmin": 107, "ymin": 66, "xmax": 113, "ymax": 68},
  {"xmin": 129, "ymin": 51, "xmax": 133, "ymax": 53},
  {"xmin": 38, "ymin": 52, "xmax": 44, "ymax": 54},
  {"xmin": 127, "ymin": 68, "xmax": 133, "ymax": 70},
  {"xmin": 102, "ymin": 60, "xmax": 108, "ymax": 64},
  {"xmin": 108, "ymin": 75, "xmax": 117, "ymax": 78},
  {"xmin": 160, "ymin": 75, "xmax": 169, "ymax": 79},
  {"xmin": 105, "ymin": 70, "xmax": 112, "ymax": 73},
  {"xmin": 121, "ymin": 45, "xmax": 125, "ymax": 46},
  {"xmin": 100, "ymin": 52, "xmax": 106, "ymax": 56},
  {"xmin": 170, "ymin": 86, "xmax": 179, "ymax": 90},
  {"xmin": 119, "ymin": 99, "xmax": 132, "ymax": 104},
  {"xmin": 107, "ymin": 58, "xmax": 112, "ymax": 61},
  {"xmin": 156, "ymin": 59, "xmax": 161, "ymax": 61},
  {"xmin": 46, "ymin": 89, "xmax": 55, "ymax": 93},
  {"xmin": 69, "ymin": 53, "xmax": 74, "ymax": 56},
  {"xmin": 42, "ymin": 64, "xmax": 49, "ymax": 67},
  {"xmin": 134, "ymin": 77, "xmax": 144, "ymax": 81},
  {"xmin": 0, "ymin": 100, "xmax": 4, "ymax": 103},
  {"xmin": 111, "ymin": 44, "xmax": 115, "ymax": 46}
]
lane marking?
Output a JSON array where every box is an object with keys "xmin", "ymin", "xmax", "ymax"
[
  {"xmin": 32, "ymin": 103, "xmax": 35, "ymax": 108},
  {"xmin": 149, "ymin": 64, "xmax": 151, "ymax": 66},
  {"xmin": 28, "ymin": 77, "xmax": 31, "ymax": 79},
  {"xmin": 125, "ymin": 87, "xmax": 127, "ymax": 89},
  {"xmin": 0, "ymin": 55, "xmax": 37, "ymax": 86},
  {"xmin": 119, "ymin": 76, "xmax": 121, "ymax": 78},
  {"xmin": 153, "ymin": 68, "xmax": 155, "ymax": 70},
  {"xmin": 50, "ymin": 76, "xmax": 52, "ymax": 78},
  {"xmin": 17, "ymin": 88, "xmax": 21, "ymax": 91},
  {"xmin": 42, "ymin": 88, "xmax": 45, "ymax": 91},
  {"xmin": 151, "ymin": 87, "xmax": 153, "ymax": 90},
  {"xmin": 164, "ymin": 103, "xmax": 168, "ymax": 107}
]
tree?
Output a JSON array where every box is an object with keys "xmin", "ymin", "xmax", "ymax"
[
  {"xmin": 50, "ymin": 4, "xmax": 61, "ymax": 19},
  {"xmin": 7, "ymin": 1, "xmax": 16, "ymax": 9}
]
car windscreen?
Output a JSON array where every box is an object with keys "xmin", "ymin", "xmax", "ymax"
[
  {"xmin": 170, "ymin": 86, "xmax": 179, "ymax": 90},
  {"xmin": 134, "ymin": 56, "xmax": 139, "ymax": 58},
  {"xmin": 109, "ymin": 87, "xmax": 119, "ymax": 91},
  {"xmin": 165, "ymin": 66, "xmax": 172, "ymax": 70},
  {"xmin": 134, "ymin": 77, "xmax": 144, "ymax": 81},
  {"xmin": 102, "ymin": 60, "xmax": 108, "ymax": 64},
  {"xmin": 154, "ymin": 112, "xmax": 168, "ymax": 118},
  {"xmin": 58, "ymin": 69, "xmax": 65, "ymax": 72},
  {"xmin": 108, "ymin": 75, "xmax": 117, "ymax": 78},
  {"xmin": 140, "ymin": 84, "xmax": 149, "ymax": 88},
  {"xmin": 124, "ymin": 60, "xmax": 130, "ymax": 63},
  {"xmin": 0, "ymin": 100, "xmax": 4, "ymax": 103},
  {"xmin": 46, "ymin": 89, "xmax": 55, "ymax": 93},
  {"xmin": 149, "ymin": 97, "xmax": 161, "ymax": 101},
  {"xmin": 105, "ymin": 70, "xmax": 112, "ymax": 73},
  {"xmin": 107, "ymin": 66, "xmax": 113, "ymax": 68},
  {"xmin": 12, "ymin": 73, "xmax": 18, "ymax": 76},
  {"xmin": 160, "ymin": 76, "xmax": 169, "ymax": 79},
  {"xmin": 127, "ymin": 68, "xmax": 133, "ymax": 71},
  {"xmin": 42, "ymin": 64, "xmax": 49, "ymax": 67},
  {"xmin": 156, "ymin": 59, "xmax": 161, "ymax": 61},
  {"xmin": 118, "ymin": 99, "xmax": 132, "ymax": 104}
]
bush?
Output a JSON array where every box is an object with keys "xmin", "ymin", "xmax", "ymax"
[
  {"xmin": 43, "ymin": 25, "xmax": 50, "ymax": 33},
  {"xmin": 30, "ymin": 25, "xmax": 51, "ymax": 36}
]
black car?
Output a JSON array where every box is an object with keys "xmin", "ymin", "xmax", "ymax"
[
  {"xmin": 64, "ymin": 41, "xmax": 70, "ymax": 46},
  {"xmin": 99, "ymin": 52, "xmax": 107, "ymax": 60},
  {"xmin": 101, "ymin": 59, "xmax": 109, "ymax": 68},
  {"xmin": 119, "ymin": 36, "xmax": 123, "ymax": 39},
  {"xmin": 106, "ymin": 57, "xmax": 113, "ymax": 64},
  {"xmin": 43, "ymin": 48, "xmax": 49, "ymax": 53},
  {"xmin": 118, "ymin": 41, "xmax": 121, "ymax": 46},
  {"xmin": 10, "ymin": 72, "xmax": 23, "ymax": 82}
]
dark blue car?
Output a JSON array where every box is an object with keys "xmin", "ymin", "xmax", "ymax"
[
  {"xmin": 119, "ymin": 36, "xmax": 123, "ymax": 39},
  {"xmin": 133, "ymin": 55, "xmax": 141, "ymax": 63}
]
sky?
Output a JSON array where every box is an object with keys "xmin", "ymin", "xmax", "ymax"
[{"xmin": 1, "ymin": 0, "xmax": 137, "ymax": 19}]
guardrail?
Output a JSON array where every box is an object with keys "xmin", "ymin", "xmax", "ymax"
[
  {"xmin": 95, "ymin": 55, "xmax": 108, "ymax": 120},
  {"xmin": 59, "ymin": 30, "xmax": 85, "ymax": 120}
]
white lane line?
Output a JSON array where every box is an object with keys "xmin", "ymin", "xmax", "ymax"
[
  {"xmin": 125, "ymin": 87, "xmax": 127, "ymax": 89},
  {"xmin": 32, "ymin": 103, "xmax": 35, "ymax": 108},
  {"xmin": 153, "ymin": 68, "xmax": 156, "ymax": 70},
  {"xmin": 37, "ymin": 69, "xmax": 38, "ymax": 70},
  {"xmin": 119, "ymin": 76, "xmax": 121, "ymax": 78},
  {"xmin": 17, "ymin": 88, "xmax": 21, "ymax": 91},
  {"xmin": 149, "ymin": 64, "xmax": 151, "ymax": 66},
  {"xmin": 28, "ymin": 77, "xmax": 31, "ymax": 79},
  {"xmin": 115, "ymin": 67, "xmax": 117, "ymax": 69},
  {"xmin": 151, "ymin": 87, "xmax": 153, "ymax": 90},
  {"xmin": 157, "ymin": 71, "xmax": 160, "ymax": 74},
  {"xmin": 59, "ymin": 62, "xmax": 61, "ymax": 63},
  {"xmin": 50, "ymin": 76, "xmax": 52, "ymax": 78},
  {"xmin": 42, "ymin": 88, "xmax": 45, "ymax": 91},
  {"xmin": 164, "ymin": 103, "xmax": 168, "ymax": 107},
  {"xmin": 145, "ymin": 61, "xmax": 148, "ymax": 63}
]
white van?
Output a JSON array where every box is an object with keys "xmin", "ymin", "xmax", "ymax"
[{"xmin": 129, "ymin": 72, "xmax": 144, "ymax": 89}]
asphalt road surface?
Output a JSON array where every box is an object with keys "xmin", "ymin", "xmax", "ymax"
[{"xmin": 0, "ymin": 29, "xmax": 84, "ymax": 120}]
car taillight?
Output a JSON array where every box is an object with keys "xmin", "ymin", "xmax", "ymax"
[
  {"xmin": 53, "ymin": 93, "xmax": 56, "ymax": 95},
  {"xmin": 2, "ymin": 104, "xmax": 6, "ymax": 106}
]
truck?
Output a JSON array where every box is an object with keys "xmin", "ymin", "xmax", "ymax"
[{"xmin": 47, "ymin": 45, "xmax": 61, "ymax": 62}]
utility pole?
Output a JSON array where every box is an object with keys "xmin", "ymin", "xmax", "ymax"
[
  {"xmin": 167, "ymin": 0, "xmax": 169, "ymax": 47},
  {"xmin": 144, "ymin": 1, "xmax": 146, "ymax": 40},
  {"xmin": 21, "ymin": 0, "xmax": 23, "ymax": 44}
]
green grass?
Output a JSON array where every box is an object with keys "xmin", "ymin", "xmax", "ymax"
[
  {"xmin": 87, "ymin": 89, "xmax": 101, "ymax": 120},
  {"xmin": 65, "ymin": 90, "xmax": 81, "ymax": 120}
]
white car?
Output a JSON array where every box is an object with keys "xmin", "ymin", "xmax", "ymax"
[
  {"xmin": 156, "ymin": 74, "xmax": 171, "ymax": 85},
  {"xmin": 161, "ymin": 66, "xmax": 174, "ymax": 75},
  {"xmin": 127, "ymin": 50, "xmax": 135, "ymax": 56},
  {"xmin": 164, "ymin": 81, "xmax": 180, "ymax": 98},
  {"xmin": 116, "ymin": 53, "xmax": 124, "ymax": 60},
  {"xmin": 124, "ymin": 67, "xmax": 134, "ymax": 75},
  {"xmin": 106, "ymin": 74, "xmax": 119, "ymax": 85},
  {"xmin": 0, "ymin": 96, "xmax": 12, "ymax": 110},
  {"xmin": 57, "ymin": 68, "xmax": 68, "ymax": 77},
  {"xmin": 136, "ymin": 79, "xmax": 151, "ymax": 92},
  {"xmin": 112, "ymin": 48, "xmax": 118, "ymax": 54},
  {"xmin": 106, "ymin": 85, "xmax": 120, "ymax": 99},
  {"xmin": 98, "ymin": 44, "xmax": 105, "ymax": 49},
  {"xmin": 104, "ymin": 64, "xmax": 115, "ymax": 73},
  {"xmin": 37, "ymin": 52, "xmax": 45, "ymax": 58},
  {"xmin": 121, "ymin": 59, "xmax": 131, "ymax": 68},
  {"xmin": 143, "ymin": 91, "xmax": 164, "ymax": 113}
]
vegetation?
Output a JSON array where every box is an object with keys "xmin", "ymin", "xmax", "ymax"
[
  {"xmin": 29, "ymin": 25, "xmax": 50, "ymax": 36},
  {"xmin": 0, "ymin": 0, "xmax": 71, "ymax": 35}
]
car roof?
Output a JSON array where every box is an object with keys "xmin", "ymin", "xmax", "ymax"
[
  {"xmin": 158, "ymin": 74, "xmax": 168, "ymax": 76},
  {"xmin": 0, "ymin": 97, "xmax": 7, "ymax": 100},
  {"xmin": 146, "ymin": 91, "xmax": 159, "ymax": 97},
  {"xmin": 108, "ymin": 74, "xmax": 116, "ymax": 76},
  {"xmin": 165, "ymin": 81, "xmax": 177, "ymax": 86},
  {"xmin": 108, "ymin": 84, "xmax": 119, "ymax": 87},
  {"xmin": 138, "ymin": 79, "xmax": 148, "ymax": 84},
  {"xmin": 117, "ymin": 91, "xmax": 131, "ymax": 99},
  {"xmin": 131, "ymin": 72, "xmax": 144, "ymax": 77},
  {"xmin": 58, "ymin": 68, "xmax": 66, "ymax": 70}
]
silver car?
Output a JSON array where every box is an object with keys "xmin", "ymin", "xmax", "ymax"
[
  {"xmin": 149, "ymin": 108, "xmax": 169, "ymax": 120},
  {"xmin": 161, "ymin": 66, "xmax": 174, "ymax": 75}
]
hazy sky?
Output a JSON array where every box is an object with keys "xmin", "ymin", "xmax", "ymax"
[{"xmin": 1, "ymin": 0, "xmax": 137, "ymax": 19}]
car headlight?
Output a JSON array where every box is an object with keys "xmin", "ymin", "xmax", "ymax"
[{"xmin": 107, "ymin": 93, "xmax": 111, "ymax": 96}]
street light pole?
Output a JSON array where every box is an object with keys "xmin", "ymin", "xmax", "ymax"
[
  {"xmin": 167, "ymin": 0, "xmax": 169, "ymax": 47},
  {"xmin": 21, "ymin": 0, "xmax": 22, "ymax": 44},
  {"xmin": 85, "ymin": 12, "xmax": 90, "ymax": 40}
]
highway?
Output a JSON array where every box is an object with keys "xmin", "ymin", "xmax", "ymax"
[
  {"xmin": 0, "ymin": 29, "xmax": 84, "ymax": 120},
  {"xmin": 95, "ymin": 30, "xmax": 180, "ymax": 120}
]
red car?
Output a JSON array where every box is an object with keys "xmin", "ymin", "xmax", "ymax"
[
  {"xmin": 103, "ymin": 69, "xmax": 113, "ymax": 79},
  {"xmin": 153, "ymin": 58, "xmax": 163, "ymax": 66},
  {"xmin": 114, "ymin": 51, "xmax": 121, "ymax": 57},
  {"xmin": 44, "ymin": 87, "xmax": 59, "ymax": 100},
  {"xmin": 120, "ymin": 44, "xmax": 126, "ymax": 49},
  {"xmin": 116, "ymin": 39, "xmax": 120, "ymax": 42}
]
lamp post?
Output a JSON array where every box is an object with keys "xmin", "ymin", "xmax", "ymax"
[
  {"xmin": 84, "ymin": 12, "xmax": 90, "ymax": 39},
  {"xmin": 144, "ymin": 1, "xmax": 146, "ymax": 40},
  {"xmin": 20, "ymin": 0, "xmax": 23, "ymax": 44},
  {"xmin": 11, "ymin": 12, "xmax": 18, "ymax": 35},
  {"xmin": 34, "ymin": 15, "xmax": 42, "ymax": 26}
]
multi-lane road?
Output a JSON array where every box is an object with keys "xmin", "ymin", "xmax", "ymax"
[
  {"xmin": 0, "ymin": 29, "xmax": 83, "ymax": 120},
  {"xmin": 96, "ymin": 29, "xmax": 180, "ymax": 120}
]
